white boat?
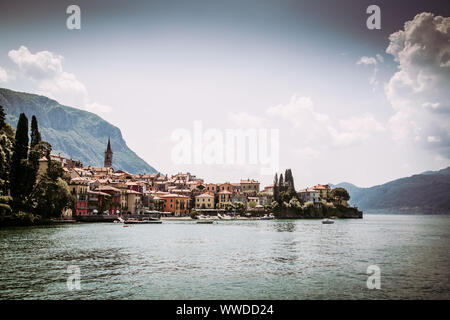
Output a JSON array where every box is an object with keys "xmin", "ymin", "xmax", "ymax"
[
  {"xmin": 260, "ymin": 214, "xmax": 275, "ymax": 220},
  {"xmin": 322, "ymin": 218, "xmax": 334, "ymax": 224}
]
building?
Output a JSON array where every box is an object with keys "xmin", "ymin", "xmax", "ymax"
[
  {"xmin": 87, "ymin": 190, "xmax": 111, "ymax": 214},
  {"xmin": 69, "ymin": 177, "xmax": 89, "ymax": 215},
  {"xmin": 195, "ymin": 193, "xmax": 215, "ymax": 209},
  {"xmin": 104, "ymin": 138, "xmax": 113, "ymax": 167},
  {"xmin": 97, "ymin": 185, "xmax": 122, "ymax": 215},
  {"xmin": 240, "ymin": 179, "xmax": 260, "ymax": 194},
  {"xmin": 125, "ymin": 189, "xmax": 143, "ymax": 214},
  {"xmin": 298, "ymin": 188, "xmax": 320, "ymax": 204},
  {"xmin": 218, "ymin": 190, "xmax": 232, "ymax": 205},
  {"xmin": 312, "ymin": 184, "xmax": 331, "ymax": 199},
  {"xmin": 160, "ymin": 194, "xmax": 190, "ymax": 216}
]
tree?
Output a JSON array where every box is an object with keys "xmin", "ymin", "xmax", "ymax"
[
  {"xmin": 27, "ymin": 116, "xmax": 43, "ymax": 196},
  {"xmin": 273, "ymin": 173, "xmax": 279, "ymax": 202},
  {"xmin": 284, "ymin": 169, "xmax": 295, "ymax": 190},
  {"xmin": 0, "ymin": 133, "xmax": 13, "ymax": 194},
  {"xmin": 0, "ymin": 106, "xmax": 5, "ymax": 131},
  {"xmin": 248, "ymin": 200, "xmax": 257, "ymax": 209},
  {"xmin": 10, "ymin": 113, "xmax": 29, "ymax": 204},
  {"xmin": 30, "ymin": 115, "xmax": 41, "ymax": 148},
  {"xmin": 33, "ymin": 160, "xmax": 71, "ymax": 218},
  {"xmin": 330, "ymin": 187, "xmax": 350, "ymax": 201},
  {"xmin": 278, "ymin": 174, "xmax": 284, "ymax": 189}
]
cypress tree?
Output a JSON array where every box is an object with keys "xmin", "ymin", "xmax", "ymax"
[
  {"xmin": 284, "ymin": 169, "xmax": 295, "ymax": 190},
  {"xmin": 273, "ymin": 173, "xmax": 279, "ymax": 202},
  {"xmin": 10, "ymin": 113, "xmax": 29, "ymax": 201},
  {"xmin": 279, "ymin": 173, "xmax": 284, "ymax": 191},
  {"xmin": 0, "ymin": 105, "xmax": 5, "ymax": 131},
  {"xmin": 27, "ymin": 115, "xmax": 42, "ymax": 194},
  {"xmin": 30, "ymin": 115, "xmax": 41, "ymax": 148}
]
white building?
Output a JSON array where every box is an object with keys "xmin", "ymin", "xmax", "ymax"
[{"xmin": 297, "ymin": 188, "xmax": 320, "ymax": 203}]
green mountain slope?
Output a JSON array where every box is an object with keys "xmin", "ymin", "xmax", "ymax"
[
  {"xmin": 331, "ymin": 167, "xmax": 450, "ymax": 214},
  {"xmin": 0, "ymin": 88, "xmax": 157, "ymax": 174}
]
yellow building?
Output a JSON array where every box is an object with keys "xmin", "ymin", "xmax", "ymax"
[
  {"xmin": 240, "ymin": 179, "xmax": 260, "ymax": 194},
  {"xmin": 195, "ymin": 193, "xmax": 215, "ymax": 209}
]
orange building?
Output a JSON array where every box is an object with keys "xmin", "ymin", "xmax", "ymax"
[{"xmin": 160, "ymin": 194, "xmax": 190, "ymax": 216}]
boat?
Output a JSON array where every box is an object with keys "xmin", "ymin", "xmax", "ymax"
[
  {"xmin": 124, "ymin": 218, "xmax": 162, "ymax": 224},
  {"xmin": 260, "ymin": 214, "xmax": 275, "ymax": 220},
  {"xmin": 218, "ymin": 213, "xmax": 232, "ymax": 220},
  {"xmin": 197, "ymin": 220, "xmax": 214, "ymax": 224},
  {"xmin": 322, "ymin": 218, "xmax": 335, "ymax": 224}
]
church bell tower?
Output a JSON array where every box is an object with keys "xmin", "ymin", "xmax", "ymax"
[{"xmin": 104, "ymin": 138, "xmax": 113, "ymax": 167}]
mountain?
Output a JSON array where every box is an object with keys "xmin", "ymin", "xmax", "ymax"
[
  {"xmin": 0, "ymin": 88, "xmax": 157, "ymax": 174},
  {"xmin": 331, "ymin": 167, "xmax": 450, "ymax": 214}
]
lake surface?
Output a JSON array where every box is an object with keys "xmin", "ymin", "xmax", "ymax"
[{"xmin": 1, "ymin": 214, "xmax": 449, "ymax": 300}]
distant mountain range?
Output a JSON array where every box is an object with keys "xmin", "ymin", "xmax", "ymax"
[
  {"xmin": 0, "ymin": 88, "xmax": 157, "ymax": 174},
  {"xmin": 331, "ymin": 167, "xmax": 450, "ymax": 214}
]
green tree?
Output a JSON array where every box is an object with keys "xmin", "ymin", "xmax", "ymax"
[
  {"xmin": 273, "ymin": 173, "xmax": 279, "ymax": 202},
  {"xmin": 33, "ymin": 160, "xmax": 71, "ymax": 218},
  {"xmin": 0, "ymin": 133, "xmax": 13, "ymax": 194},
  {"xmin": 0, "ymin": 105, "xmax": 5, "ymax": 131},
  {"xmin": 330, "ymin": 187, "xmax": 350, "ymax": 201},
  {"xmin": 10, "ymin": 113, "xmax": 29, "ymax": 205},
  {"xmin": 27, "ymin": 116, "xmax": 43, "ymax": 197},
  {"xmin": 30, "ymin": 115, "xmax": 41, "ymax": 148}
]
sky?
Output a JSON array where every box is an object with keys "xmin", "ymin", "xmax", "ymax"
[{"xmin": 0, "ymin": 0, "xmax": 449, "ymax": 188}]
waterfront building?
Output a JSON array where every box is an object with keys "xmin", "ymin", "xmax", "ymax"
[
  {"xmin": 97, "ymin": 185, "xmax": 122, "ymax": 215},
  {"xmin": 69, "ymin": 177, "xmax": 89, "ymax": 215},
  {"xmin": 240, "ymin": 179, "xmax": 260, "ymax": 194},
  {"xmin": 160, "ymin": 194, "xmax": 190, "ymax": 216},
  {"xmin": 298, "ymin": 188, "xmax": 320, "ymax": 204},
  {"xmin": 312, "ymin": 184, "xmax": 331, "ymax": 200},
  {"xmin": 218, "ymin": 190, "xmax": 232, "ymax": 205},
  {"xmin": 195, "ymin": 193, "xmax": 215, "ymax": 209}
]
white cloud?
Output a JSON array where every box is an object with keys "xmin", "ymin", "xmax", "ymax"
[
  {"xmin": 385, "ymin": 12, "xmax": 450, "ymax": 157},
  {"xmin": 331, "ymin": 115, "xmax": 385, "ymax": 148},
  {"xmin": 356, "ymin": 56, "xmax": 378, "ymax": 66},
  {"xmin": 266, "ymin": 94, "xmax": 384, "ymax": 148},
  {"xmin": 8, "ymin": 45, "xmax": 111, "ymax": 115},
  {"xmin": 357, "ymin": 54, "xmax": 384, "ymax": 89},
  {"xmin": 0, "ymin": 66, "xmax": 7, "ymax": 83},
  {"xmin": 376, "ymin": 54, "xmax": 384, "ymax": 63}
]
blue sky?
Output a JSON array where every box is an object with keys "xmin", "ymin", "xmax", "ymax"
[{"xmin": 0, "ymin": 0, "xmax": 449, "ymax": 188}]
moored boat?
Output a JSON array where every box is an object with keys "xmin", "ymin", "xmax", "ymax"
[
  {"xmin": 322, "ymin": 218, "xmax": 334, "ymax": 224},
  {"xmin": 197, "ymin": 220, "xmax": 214, "ymax": 224},
  {"xmin": 124, "ymin": 218, "xmax": 162, "ymax": 224}
]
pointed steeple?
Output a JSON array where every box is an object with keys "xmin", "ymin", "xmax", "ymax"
[
  {"xmin": 104, "ymin": 137, "xmax": 113, "ymax": 167},
  {"xmin": 106, "ymin": 137, "xmax": 112, "ymax": 153}
]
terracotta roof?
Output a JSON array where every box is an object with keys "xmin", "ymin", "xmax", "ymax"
[
  {"xmin": 196, "ymin": 193, "xmax": 215, "ymax": 198},
  {"xmin": 98, "ymin": 185, "xmax": 121, "ymax": 192},
  {"xmin": 240, "ymin": 179, "xmax": 259, "ymax": 184},
  {"xmin": 159, "ymin": 194, "xmax": 189, "ymax": 199}
]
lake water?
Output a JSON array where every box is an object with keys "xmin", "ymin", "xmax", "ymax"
[{"xmin": 1, "ymin": 214, "xmax": 449, "ymax": 300}]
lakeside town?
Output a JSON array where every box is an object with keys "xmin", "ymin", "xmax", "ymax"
[
  {"xmin": 54, "ymin": 139, "xmax": 361, "ymax": 221},
  {"xmin": 0, "ymin": 108, "xmax": 361, "ymax": 226}
]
